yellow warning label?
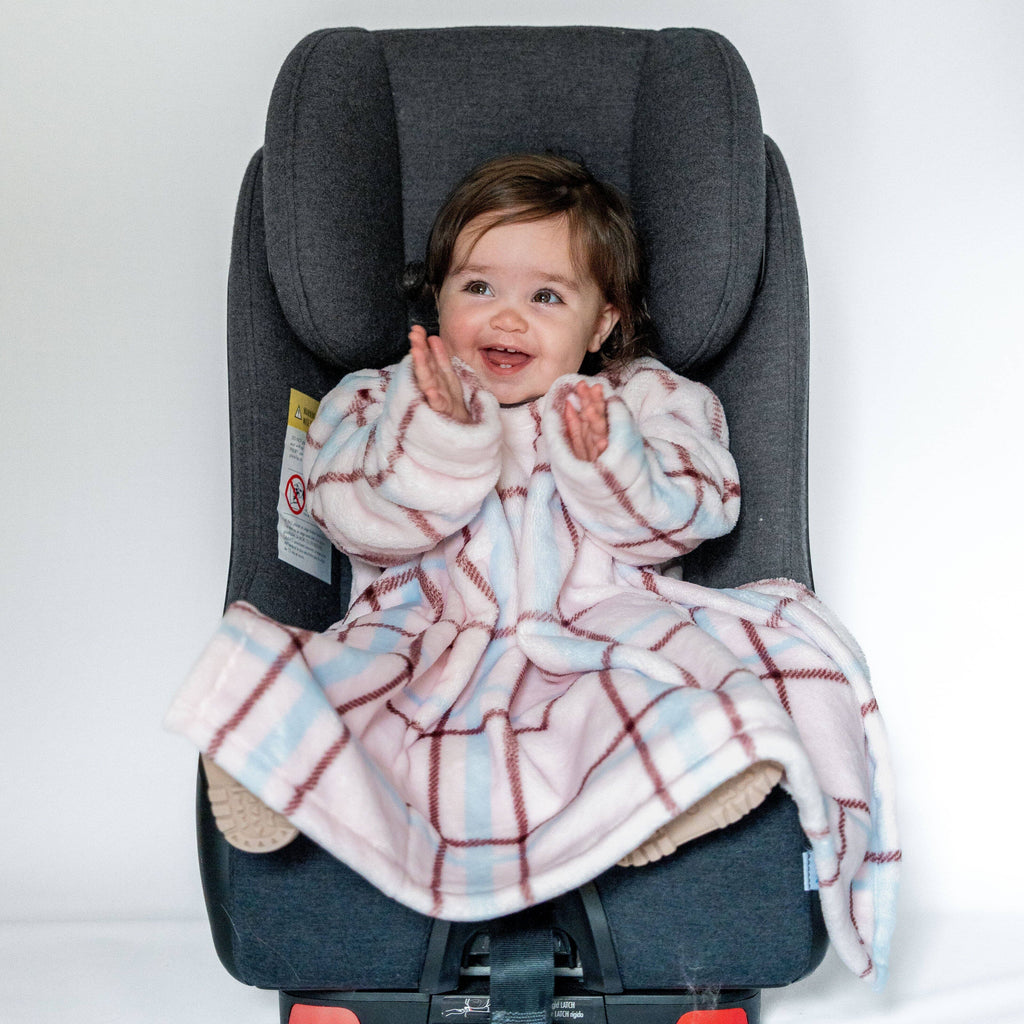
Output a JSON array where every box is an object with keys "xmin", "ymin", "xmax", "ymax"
[{"xmin": 288, "ymin": 389, "xmax": 320, "ymax": 433}]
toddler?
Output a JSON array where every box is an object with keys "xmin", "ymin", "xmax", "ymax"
[{"xmin": 170, "ymin": 154, "xmax": 896, "ymax": 984}]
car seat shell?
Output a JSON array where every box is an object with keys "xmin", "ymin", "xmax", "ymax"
[{"xmin": 199, "ymin": 25, "xmax": 825, "ymax": 1023}]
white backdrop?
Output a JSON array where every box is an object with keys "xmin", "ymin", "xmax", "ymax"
[{"xmin": 2, "ymin": 0, "xmax": 1021, "ymax": 965}]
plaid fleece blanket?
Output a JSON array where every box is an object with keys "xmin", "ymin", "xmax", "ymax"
[{"xmin": 166, "ymin": 356, "xmax": 899, "ymax": 987}]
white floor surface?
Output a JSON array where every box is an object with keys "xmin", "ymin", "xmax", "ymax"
[{"xmin": 1, "ymin": 912, "xmax": 1021, "ymax": 1023}]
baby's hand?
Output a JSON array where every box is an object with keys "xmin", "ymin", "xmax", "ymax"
[
  {"xmin": 563, "ymin": 381, "xmax": 609, "ymax": 462},
  {"xmin": 409, "ymin": 325, "xmax": 471, "ymax": 423}
]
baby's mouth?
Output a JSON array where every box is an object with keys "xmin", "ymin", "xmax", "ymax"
[{"xmin": 482, "ymin": 346, "xmax": 532, "ymax": 371}]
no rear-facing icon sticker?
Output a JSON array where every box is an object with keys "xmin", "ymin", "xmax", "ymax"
[{"xmin": 285, "ymin": 474, "xmax": 305, "ymax": 515}]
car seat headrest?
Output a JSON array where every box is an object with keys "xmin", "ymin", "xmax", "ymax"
[{"xmin": 263, "ymin": 27, "xmax": 765, "ymax": 374}]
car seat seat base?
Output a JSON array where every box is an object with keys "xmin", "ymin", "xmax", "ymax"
[{"xmin": 281, "ymin": 987, "xmax": 760, "ymax": 1024}]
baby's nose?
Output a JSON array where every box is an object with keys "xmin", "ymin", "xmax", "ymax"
[{"xmin": 490, "ymin": 306, "xmax": 528, "ymax": 333}]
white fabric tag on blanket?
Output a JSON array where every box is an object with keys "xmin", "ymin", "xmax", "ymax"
[
  {"xmin": 803, "ymin": 850, "xmax": 820, "ymax": 891},
  {"xmin": 277, "ymin": 388, "xmax": 332, "ymax": 583}
]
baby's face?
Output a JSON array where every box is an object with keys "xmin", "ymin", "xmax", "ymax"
[{"xmin": 436, "ymin": 214, "xmax": 619, "ymax": 405}]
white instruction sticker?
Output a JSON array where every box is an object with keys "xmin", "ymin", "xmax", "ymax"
[{"xmin": 277, "ymin": 389, "xmax": 332, "ymax": 583}]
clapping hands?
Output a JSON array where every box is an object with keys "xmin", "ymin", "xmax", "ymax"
[{"xmin": 409, "ymin": 327, "xmax": 608, "ymax": 461}]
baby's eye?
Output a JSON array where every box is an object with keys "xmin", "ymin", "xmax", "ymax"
[
  {"xmin": 533, "ymin": 289, "xmax": 563, "ymax": 305},
  {"xmin": 465, "ymin": 281, "xmax": 492, "ymax": 296}
]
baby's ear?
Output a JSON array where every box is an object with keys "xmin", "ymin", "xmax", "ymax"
[{"xmin": 589, "ymin": 303, "xmax": 620, "ymax": 352}]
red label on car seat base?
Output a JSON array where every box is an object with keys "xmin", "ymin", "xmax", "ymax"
[
  {"xmin": 289, "ymin": 1005, "xmax": 361, "ymax": 1024},
  {"xmin": 676, "ymin": 1010, "xmax": 747, "ymax": 1024}
]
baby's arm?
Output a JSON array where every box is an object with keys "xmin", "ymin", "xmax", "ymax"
[
  {"xmin": 545, "ymin": 359, "xmax": 740, "ymax": 565},
  {"xmin": 304, "ymin": 356, "xmax": 502, "ymax": 565}
]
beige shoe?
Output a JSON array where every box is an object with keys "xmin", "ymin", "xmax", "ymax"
[
  {"xmin": 618, "ymin": 761, "xmax": 783, "ymax": 868},
  {"xmin": 202, "ymin": 755, "xmax": 299, "ymax": 853}
]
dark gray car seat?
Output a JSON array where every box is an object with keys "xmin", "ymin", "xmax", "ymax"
[{"xmin": 195, "ymin": 26, "xmax": 827, "ymax": 1024}]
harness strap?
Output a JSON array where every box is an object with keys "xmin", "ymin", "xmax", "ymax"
[{"xmin": 489, "ymin": 907, "xmax": 555, "ymax": 1024}]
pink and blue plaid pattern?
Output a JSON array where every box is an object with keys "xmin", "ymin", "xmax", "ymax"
[{"xmin": 167, "ymin": 357, "xmax": 898, "ymax": 987}]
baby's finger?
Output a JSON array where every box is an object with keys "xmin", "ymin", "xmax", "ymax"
[
  {"xmin": 411, "ymin": 334, "xmax": 438, "ymax": 391},
  {"xmin": 427, "ymin": 335, "xmax": 457, "ymax": 375},
  {"xmin": 413, "ymin": 333, "xmax": 456, "ymax": 418},
  {"xmin": 410, "ymin": 326, "xmax": 435, "ymax": 369},
  {"xmin": 565, "ymin": 400, "xmax": 599, "ymax": 462},
  {"xmin": 427, "ymin": 334, "xmax": 472, "ymax": 423},
  {"xmin": 581, "ymin": 384, "xmax": 609, "ymax": 437},
  {"xmin": 580, "ymin": 381, "xmax": 606, "ymax": 414},
  {"xmin": 563, "ymin": 401, "xmax": 585, "ymax": 459}
]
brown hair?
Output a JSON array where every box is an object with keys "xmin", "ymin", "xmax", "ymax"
[{"xmin": 409, "ymin": 153, "xmax": 654, "ymax": 371}]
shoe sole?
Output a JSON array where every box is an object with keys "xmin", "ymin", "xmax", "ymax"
[
  {"xmin": 618, "ymin": 761, "xmax": 784, "ymax": 868},
  {"xmin": 202, "ymin": 755, "xmax": 299, "ymax": 853}
]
